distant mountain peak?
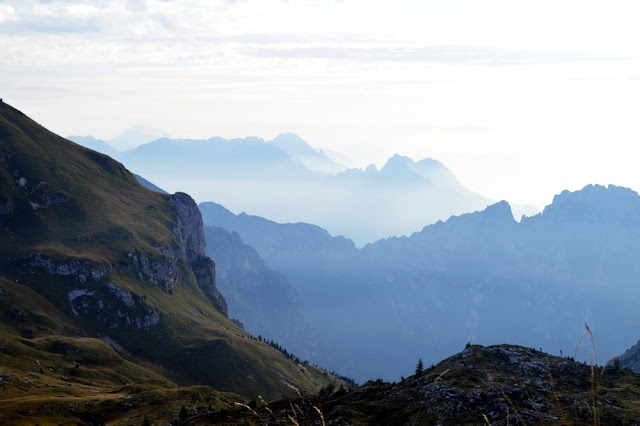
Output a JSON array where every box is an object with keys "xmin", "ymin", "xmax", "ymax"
[
  {"xmin": 379, "ymin": 154, "xmax": 428, "ymax": 183},
  {"xmin": 416, "ymin": 200, "xmax": 515, "ymax": 234},
  {"xmin": 271, "ymin": 132, "xmax": 318, "ymax": 156},
  {"xmin": 109, "ymin": 125, "xmax": 169, "ymax": 151},
  {"xmin": 483, "ymin": 200, "xmax": 514, "ymax": 219},
  {"xmin": 269, "ymin": 133, "xmax": 346, "ymax": 173},
  {"xmin": 533, "ymin": 184, "xmax": 640, "ymax": 223},
  {"xmin": 384, "ymin": 153, "xmax": 413, "ymax": 165},
  {"xmin": 415, "ymin": 157, "xmax": 446, "ymax": 169},
  {"xmin": 66, "ymin": 135, "xmax": 120, "ymax": 157}
]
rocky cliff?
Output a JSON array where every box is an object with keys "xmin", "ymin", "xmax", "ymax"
[{"xmin": 168, "ymin": 192, "xmax": 227, "ymax": 315}]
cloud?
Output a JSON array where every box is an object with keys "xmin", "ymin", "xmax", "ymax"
[
  {"xmin": 244, "ymin": 44, "xmax": 632, "ymax": 66},
  {"xmin": 1, "ymin": 0, "xmax": 635, "ymax": 68},
  {"xmin": 0, "ymin": 0, "xmax": 181, "ymax": 35},
  {"xmin": 0, "ymin": 4, "xmax": 16, "ymax": 23}
]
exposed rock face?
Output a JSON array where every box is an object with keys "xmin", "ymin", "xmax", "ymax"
[
  {"xmin": 127, "ymin": 253, "xmax": 177, "ymax": 294},
  {"xmin": 169, "ymin": 192, "xmax": 227, "ymax": 316},
  {"xmin": 189, "ymin": 255, "xmax": 227, "ymax": 315},
  {"xmin": 11, "ymin": 168, "xmax": 68, "ymax": 209},
  {"xmin": 120, "ymin": 192, "xmax": 228, "ymax": 315},
  {"xmin": 68, "ymin": 282, "xmax": 160, "ymax": 330},
  {"xmin": 169, "ymin": 192, "xmax": 207, "ymax": 263},
  {"xmin": 29, "ymin": 254, "xmax": 108, "ymax": 283},
  {"xmin": 28, "ymin": 182, "xmax": 69, "ymax": 208}
]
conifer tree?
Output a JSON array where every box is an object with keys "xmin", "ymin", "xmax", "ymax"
[{"xmin": 415, "ymin": 358, "xmax": 424, "ymax": 377}]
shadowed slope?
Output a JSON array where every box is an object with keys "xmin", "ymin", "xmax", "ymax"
[{"xmin": 0, "ymin": 101, "xmax": 343, "ymax": 405}]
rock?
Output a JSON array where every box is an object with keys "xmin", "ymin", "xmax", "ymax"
[
  {"xmin": 127, "ymin": 252, "xmax": 178, "ymax": 294},
  {"xmin": 67, "ymin": 289, "xmax": 95, "ymax": 316},
  {"xmin": 107, "ymin": 283, "xmax": 134, "ymax": 307},
  {"xmin": 168, "ymin": 192, "xmax": 228, "ymax": 316},
  {"xmin": 100, "ymin": 335, "xmax": 130, "ymax": 356},
  {"xmin": 190, "ymin": 256, "xmax": 227, "ymax": 315},
  {"xmin": 123, "ymin": 193, "xmax": 227, "ymax": 313},
  {"xmin": 168, "ymin": 192, "xmax": 207, "ymax": 263},
  {"xmin": 28, "ymin": 182, "xmax": 69, "ymax": 207},
  {"xmin": 29, "ymin": 254, "xmax": 107, "ymax": 283},
  {"xmin": 68, "ymin": 283, "xmax": 160, "ymax": 330}
]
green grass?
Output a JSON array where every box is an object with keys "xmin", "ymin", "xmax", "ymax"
[{"xmin": 0, "ymin": 101, "xmax": 345, "ymax": 425}]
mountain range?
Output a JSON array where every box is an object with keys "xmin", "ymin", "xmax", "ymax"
[
  {"xmin": 4, "ymin": 101, "xmax": 640, "ymax": 423},
  {"xmin": 201, "ymin": 184, "xmax": 640, "ymax": 382},
  {"xmin": 68, "ymin": 132, "xmax": 496, "ymax": 245}
]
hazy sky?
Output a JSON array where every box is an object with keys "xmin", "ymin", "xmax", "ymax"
[{"xmin": 3, "ymin": 0, "xmax": 640, "ymax": 207}]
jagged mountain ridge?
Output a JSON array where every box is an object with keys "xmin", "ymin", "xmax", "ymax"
[
  {"xmin": 0, "ymin": 101, "xmax": 342, "ymax": 404},
  {"xmin": 69, "ymin": 132, "xmax": 493, "ymax": 245},
  {"xmin": 201, "ymin": 184, "xmax": 640, "ymax": 382}
]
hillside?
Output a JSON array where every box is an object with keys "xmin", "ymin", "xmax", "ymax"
[
  {"xmin": 194, "ymin": 344, "xmax": 640, "ymax": 425},
  {"xmin": 0, "ymin": 100, "xmax": 343, "ymax": 424}
]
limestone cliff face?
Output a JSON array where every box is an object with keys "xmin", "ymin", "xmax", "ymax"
[
  {"xmin": 168, "ymin": 192, "xmax": 228, "ymax": 316},
  {"xmin": 168, "ymin": 192, "xmax": 207, "ymax": 263}
]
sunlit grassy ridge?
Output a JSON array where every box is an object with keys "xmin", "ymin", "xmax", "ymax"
[{"xmin": 0, "ymin": 101, "xmax": 345, "ymax": 423}]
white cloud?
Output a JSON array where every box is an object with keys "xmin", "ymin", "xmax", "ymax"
[
  {"xmin": 3, "ymin": 0, "xmax": 640, "ymax": 207},
  {"xmin": 0, "ymin": 4, "xmax": 16, "ymax": 22}
]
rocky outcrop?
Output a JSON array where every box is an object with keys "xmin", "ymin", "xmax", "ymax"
[
  {"xmin": 68, "ymin": 282, "xmax": 160, "ymax": 330},
  {"xmin": 27, "ymin": 182, "xmax": 69, "ymax": 208},
  {"xmin": 167, "ymin": 192, "xmax": 227, "ymax": 316},
  {"xmin": 127, "ymin": 253, "xmax": 177, "ymax": 294},
  {"xmin": 169, "ymin": 192, "xmax": 207, "ymax": 263},
  {"xmin": 189, "ymin": 255, "xmax": 227, "ymax": 315},
  {"xmin": 29, "ymin": 254, "xmax": 108, "ymax": 283},
  {"xmin": 121, "ymin": 192, "xmax": 228, "ymax": 316},
  {"xmin": 10, "ymin": 168, "xmax": 68, "ymax": 210}
]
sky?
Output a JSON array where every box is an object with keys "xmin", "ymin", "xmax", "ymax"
[{"xmin": 3, "ymin": 0, "xmax": 640, "ymax": 208}]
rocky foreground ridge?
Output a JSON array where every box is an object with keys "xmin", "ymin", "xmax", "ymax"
[{"xmin": 199, "ymin": 344, "xmax": 640, "ymax": 425}]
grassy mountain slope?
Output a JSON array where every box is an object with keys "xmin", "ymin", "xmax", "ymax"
[{"xmin": 0, "ymin": 100, "xmax": 342, "ymax": 416}]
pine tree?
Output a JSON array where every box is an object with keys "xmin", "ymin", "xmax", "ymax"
[{"xmin": 415, "ymin": 358, "xmax": 424, "ymax": 377}]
